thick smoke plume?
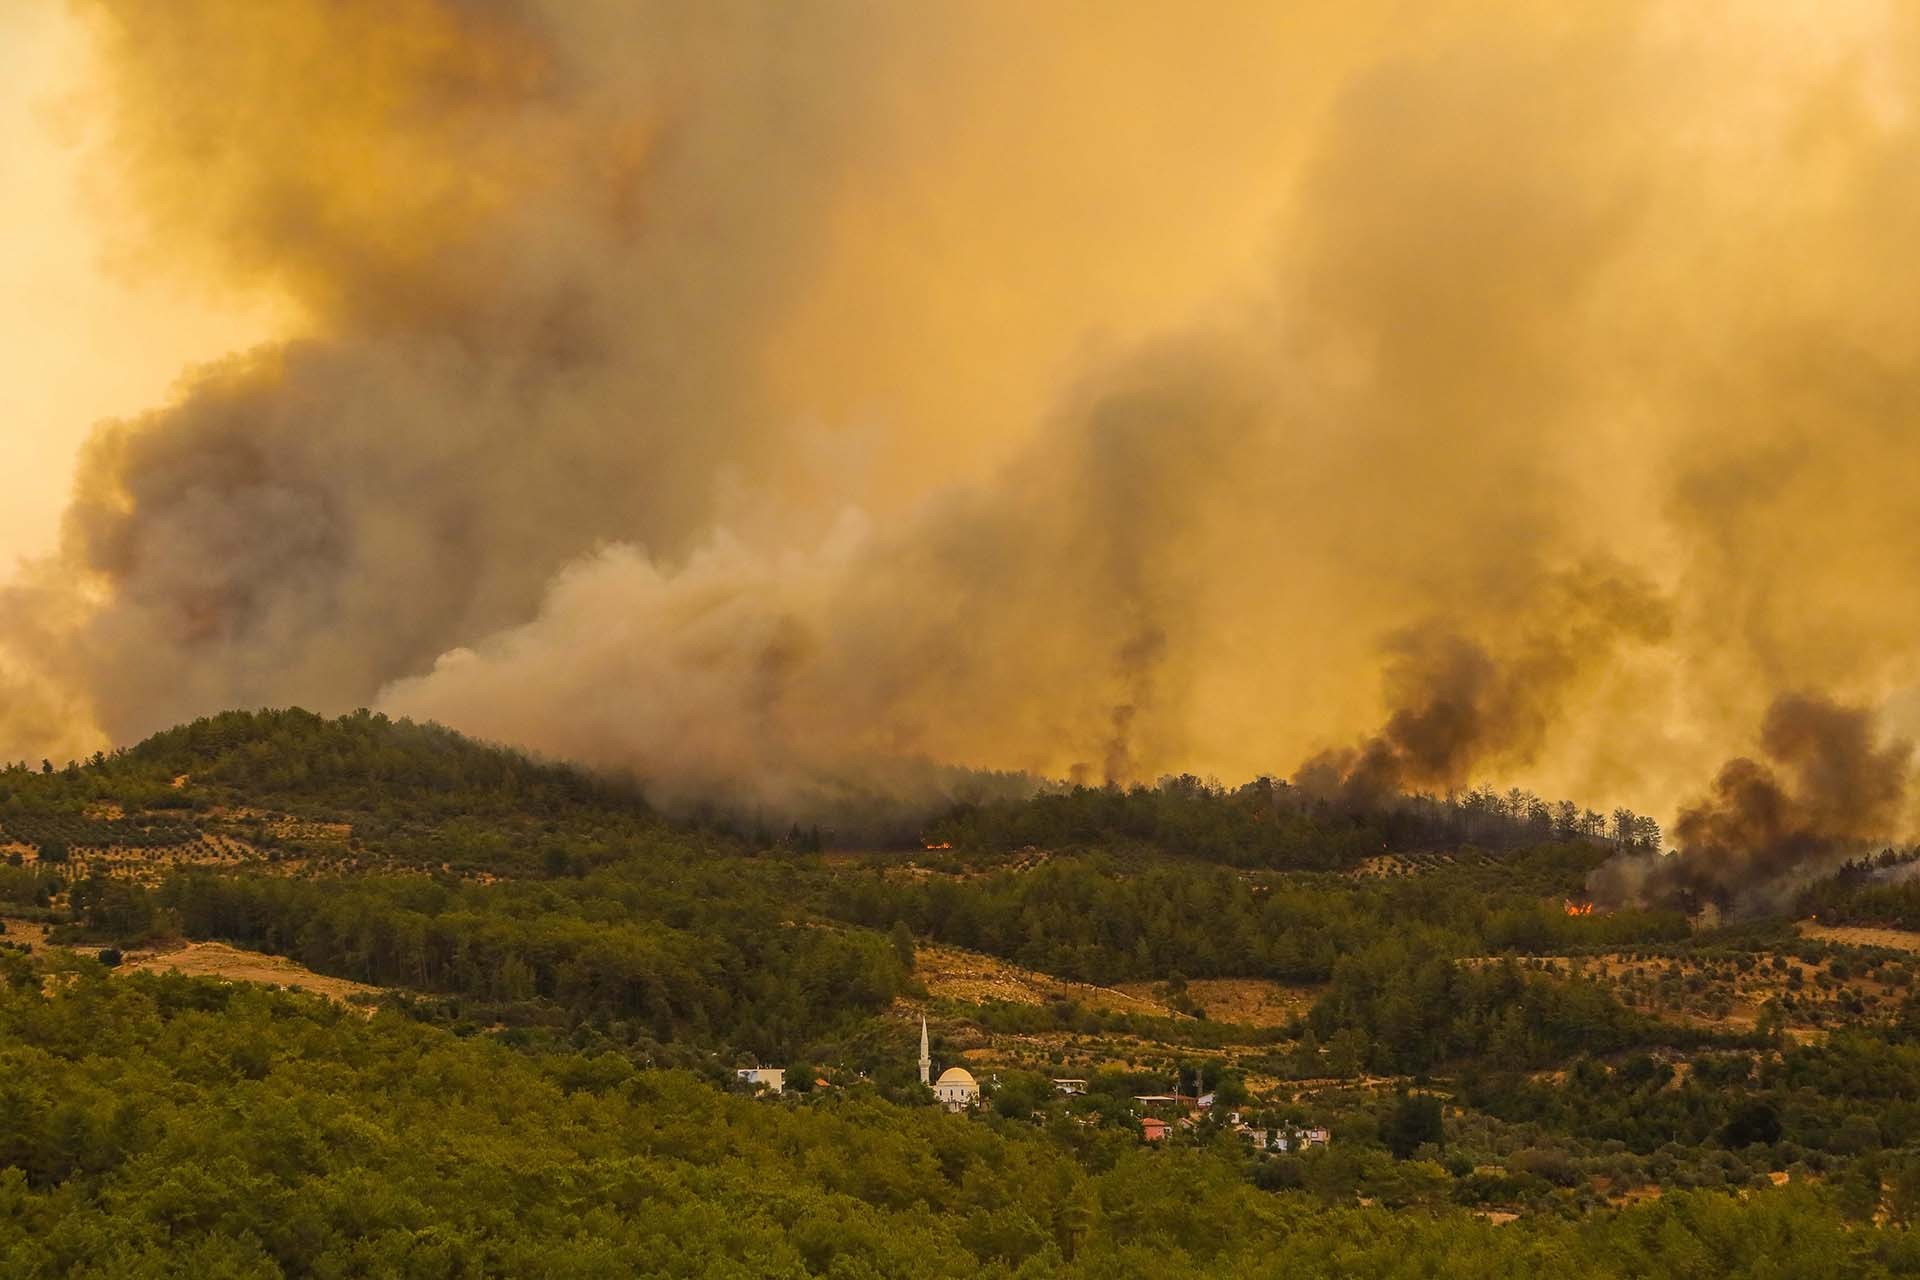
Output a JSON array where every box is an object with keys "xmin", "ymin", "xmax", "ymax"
[
  {"xmin": 1294, "ymin": 563, "xmax": 1669, "ymax": 807},
  {"xmin": 8, "ymin": 2, "xmax": 1920, "ymax": 824},
  {"xmin": 1591, "ymin": 694, "xmax": 1916, "ymax": 916}
]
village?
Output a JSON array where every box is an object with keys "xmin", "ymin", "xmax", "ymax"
[{"xmin": 734, "ymin": 1015, "xmax": 1333, "ymax": 1153}]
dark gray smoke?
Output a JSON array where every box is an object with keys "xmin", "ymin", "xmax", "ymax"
[
  {"xmin": 1294, "ymin": 562, "xmax": 1669, "ymax": 807},
  {"xmin": 1590, "ymin": 694, "xmax": 1914, "ymax": 916}
]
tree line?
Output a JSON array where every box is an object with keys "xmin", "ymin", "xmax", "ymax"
[{"xmin": 923, "ymin": 775, "xmax": 1666, "ymax": 870}]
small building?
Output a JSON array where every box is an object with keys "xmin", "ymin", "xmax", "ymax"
[
  {"xmin": 1052, "ymin": 1078, "xmax": 1088, "ymax": 1096},
  {"xmin": 1248, "ymin": 1126, "xmax": 1330, "ymax": 1152},
  {"xmin": 934, "ymin": 1066, "xmax": 980, "ymax": 1111},
  {"xmin": 1140, "ymin": 1116, "xmax": 1172, "ymax": 1142},
  {"xmin": 1132, "ymin": 1094, "xmax": 1180, "ymax": 1109},
  {"xmin": 735, "ymin": 1068, "xmax": 785, "ymax": 1095},
  {"xmin": 1273, "ymin": 1126, "xmax": 1331, "ymax": 1151}
]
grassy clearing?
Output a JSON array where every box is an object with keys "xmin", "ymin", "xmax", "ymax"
[
  {"xmin": 120, "ymin": 941, "xmax": 382, "ymax": 1006},
  {"xmin": 913, "ymin": 942, "xmax": 1176, "ymax": 1016}
]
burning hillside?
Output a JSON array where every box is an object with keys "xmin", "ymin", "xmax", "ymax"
[
  {"xmin": 6, "ymin": 2, "xmax": 1920, "ymax": 840},
  {"xmin": 1589, "ymin": 694, "xmax": 1915, "ymax": 918}
]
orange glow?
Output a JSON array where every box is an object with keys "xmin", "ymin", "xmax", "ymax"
[{"xmin": 1564, "ymin": 900, "xmax": 1594, "ymax": 916}]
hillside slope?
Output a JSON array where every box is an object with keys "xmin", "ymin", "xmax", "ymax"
[{"xmin": 5, "ymin": 709, "xmax": 1920, "ymax": 1265}]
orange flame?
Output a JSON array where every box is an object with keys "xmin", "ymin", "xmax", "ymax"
[
  {"xmin": 923, "ymin": 840, "xmax": 953, "ymax": 851},
  {"xmin": 1564, "ymin": 899, "xmax": 1594, "ymax": 916}
]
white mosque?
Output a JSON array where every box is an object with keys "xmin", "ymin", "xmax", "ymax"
[{"xmin": 920, "ymin": 1015, "xmax": 978, "ymax": 1111}]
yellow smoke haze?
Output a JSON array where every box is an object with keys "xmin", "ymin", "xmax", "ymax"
[{"xmin": 5, "ymin": 0, "xmax": 1920, "ymax": 828}]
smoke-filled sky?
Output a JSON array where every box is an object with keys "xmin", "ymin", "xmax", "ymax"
[
  {"xmin": 7, "ymin": 0, "xmax": 1920, "ymax": 832},
  {"xmin": 0, "ymin": 3, "xmax": 283, "ymax": 571}
]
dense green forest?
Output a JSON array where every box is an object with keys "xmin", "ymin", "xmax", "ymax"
[
  {"xmin": 6, "ymin": 709, "xmax": 1920, "ymax": 1275},
  {"xmin": 828, "ymin": 855, "xmax": 1688, "ymax": 986},
  {"xmin": 128, "ymin": 868, "xmax": 904, "ymax": 1060},
  {"xmin": 1, "ymin": 962, "xmax": 1918, "ymax": 1278},
  {"xmin": 922, "ymin": 774, "xmax": 1666, "ymax": 868}
]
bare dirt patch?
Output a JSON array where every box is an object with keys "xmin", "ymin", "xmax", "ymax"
[
  {"xmin": 1113, "ymin": 977, "xmax": 1316, "ymax": 1027},
  {"xmin": 939, "ymin": 1021, "xmax": 1277, "ymax": 1087},
  {"xmin": 916, "ymin": 943, "xmax": 1176, "ymax": 1017},
  {"xmin": 121, "ymin": 941, "xmax": 381, "ymax": 1006},
  {"xmin": 1350, "ymin": 854, "xmax": 1424, "ymax": 878},
  {"xmin": 1799, "ymin": 921, "xmax": 1920, "ymax": 954},
  {"xmin": 0, "ymin": 918, "xmax": 54, "ymax": 950},
  {"xmin": 1346, "ymin": 851, "xmax": 1493, "ymax": 879}
]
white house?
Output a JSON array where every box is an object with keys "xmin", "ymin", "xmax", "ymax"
[
  {"xmin": 1276, "ymin": 1126, "xmax": 1331, "ymax": 1151},
  {"xmin": 736, "ymin": 1067, "xmax": 785, "ymax": 1094},
  {"xmin": 1052, "ymin": 1078, "xmax": 1088, "ymax": 1096}
]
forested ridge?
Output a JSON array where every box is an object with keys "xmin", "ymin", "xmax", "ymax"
[{"xmin": 5, "ymin": 710, "xmax": 1920, "ymax": 1275}]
